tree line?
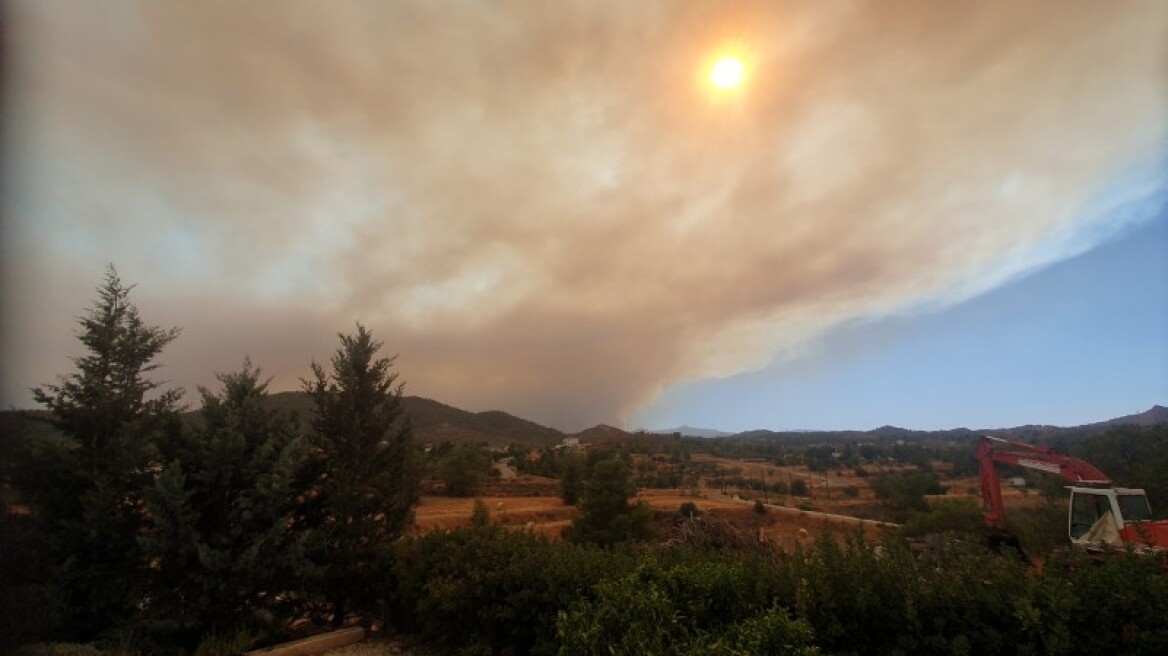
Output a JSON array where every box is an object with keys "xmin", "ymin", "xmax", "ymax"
[
  {"xmin": 1, "ymin": 267, "xmax": 419, "ymax": 652},
  {"xmin": 1, "ymin": 267, "xmax": 660, "ymax": 654}
]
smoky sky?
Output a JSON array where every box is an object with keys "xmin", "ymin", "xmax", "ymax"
[{"xmin": 3, "ymin": 1, "xmax": 1166, "ymax": 430}]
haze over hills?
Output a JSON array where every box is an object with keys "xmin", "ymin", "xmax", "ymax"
[
  {"xmin": 647, "ymin": 426, "xmax": 734, "ymax": 439},
  {"xmin": 2, "ymin": 396, "xmax": 1164, "ymax": 449},
  {"xmin": 261, "ymin": 392, "xmax": 564, "ymax": 447}
]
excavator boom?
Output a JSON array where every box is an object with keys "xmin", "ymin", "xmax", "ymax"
[
  {"xmin": 977, "ymin": 435, "xmax": 1168, "ymax": 551},
  {"xmin": 976, "ymin": 436, "xmax": 1108, "ymax": 531}
]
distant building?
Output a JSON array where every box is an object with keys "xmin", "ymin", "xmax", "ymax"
[
  {"xmin": 556, "ymin": 437, "xmax": 581, "ymax": 451},
  {"xmin": 1007, "ymin": 476, "xmax": 1026, "ymax": 487}
]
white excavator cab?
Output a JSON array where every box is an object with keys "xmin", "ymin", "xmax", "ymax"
[{"xmin": 1067, "ymin": 487, "xmax": 1154, "ymax": 547}]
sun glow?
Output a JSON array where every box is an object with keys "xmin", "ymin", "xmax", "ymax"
[{"xmin": 710, "ymin": 55, "xmax": 745, "ymax": 90}]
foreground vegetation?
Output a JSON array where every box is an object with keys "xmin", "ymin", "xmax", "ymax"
[
  {"xmin": 388, "ymin": 526, "xmax": 1168, "ymax": 656},
  {"xmin": 3, "ymin": 267, "xmax": 1167, "ymax": 655}
]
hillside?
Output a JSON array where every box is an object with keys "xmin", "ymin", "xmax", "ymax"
[
  {"xmin": 4, "ymin": 400, "xmax": 1164, "ymax": 450},
  {"xmin": 1102, "ymin": 404, "xmax": 1168, "ymax": 427},
  {"xmin": 262, "ymin": 392, "xmax": 562, "ymax": 447}
]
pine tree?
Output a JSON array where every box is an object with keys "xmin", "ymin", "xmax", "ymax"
[
  {"xmin": 34, "ymin": 266, "xmax": 183, "ymax": 475},
  {"xmin": 302, "ymin": 324, "xmax": 420, "ymax": 625},
  {"xmin": 139, "ymin": 360, "xmax": 311, "ymax": 649},
  {"xmin": 27, "ymin": 265, "xmax": 184, "ymax": 640}
]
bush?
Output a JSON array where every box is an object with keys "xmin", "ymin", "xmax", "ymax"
[
  {"xmin": 870, "ymin": 472, "xmax": 945, "ymax": 520},
  {"xmin": 556, "ymin": 559, "xmax": 818, "ymax": 656},
  {"xmin": 763, "ymin": 534, "xmax": 1030, "ymax": 654},
  {"xmin": 564, "ymin": 456, "xmax": 654, "ymax": 547},
  {"xmin": 899, "ymin": 499, "xmax": 984, "ymax": 538},
  {"xmin": 471, "ymin": 498, "xmax": 491, "ymax": 527},
  {"xmin": 1005, "ymin": 503, "xmax": 1069, "ymax": 556},
  {"xmin": 382, "ymin": 526, "xmax": 1168, "ymax": 656},
  {"xmin": 439, "ymin": 444, "xmax": 493, "ymax": 497},
  {"xmin": 192, "ymin": 629, "xmax": 251, "ymax": 656},
  {"xmin": 791, "ymin": 479, "xmax": 809, "ymax": 497},
  {"xmin": 386, "ymin": 527, "xmax": 635, "ymax": 655}
]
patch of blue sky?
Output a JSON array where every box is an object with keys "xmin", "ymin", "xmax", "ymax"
[
  {"xmin": 906, "ymin": 153, "xmax": 1168, "ymax": 318},
  {"xmin": 633, "ymin": 185, "xmax": 1168, "ymax": 433}
]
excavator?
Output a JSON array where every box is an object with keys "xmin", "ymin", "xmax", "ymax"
[{"xmin": 977, "ymin": 435, "xmax": 1168, "ymax": 552}]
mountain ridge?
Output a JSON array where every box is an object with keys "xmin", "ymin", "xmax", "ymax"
[{"xmin": 3, "ymin": 398, "xmax": 1164, "ymax": 449}]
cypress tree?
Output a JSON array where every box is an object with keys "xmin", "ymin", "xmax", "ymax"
[
  {"xmin": 139, "ymin": 360, "xmax": 311, "ymax": 649},
  {"xmin": 28, "ymin": 265, "xmax": 183, "ymax": 640},
  {"xmin": 302, "ymin": 324, "xmax": 420, "ymax": 625}
]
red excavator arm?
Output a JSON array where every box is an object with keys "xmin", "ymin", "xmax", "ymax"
[{"xmin": 976, "ymin": 435, "xmax": 1110, "ymax": 531}]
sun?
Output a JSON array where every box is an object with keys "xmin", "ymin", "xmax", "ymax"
[{"xmin": 709, "ymin": 55, "xmax": 745, "ymax": 90}]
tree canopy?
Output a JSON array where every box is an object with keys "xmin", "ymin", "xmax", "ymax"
[{"xmin": 302, "ymin": 324, "xmax": 421, "ymax": 624}]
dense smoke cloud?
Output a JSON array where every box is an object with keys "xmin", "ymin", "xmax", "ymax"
[{"xmin": 3, "ymin": 1, "xmax": 1165, "ymax": 429}]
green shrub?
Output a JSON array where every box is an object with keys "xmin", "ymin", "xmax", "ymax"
[
  {"xmin": 471, "ymin": 498, "xmax": 491, "ymax": 527},
  {"xmin": 1004, "ymin": 503, "xmax": 1067, "ymax": 556},
  {"xmin": 192, "ymin": 629, "xmax": 251, "ymax": 656},
  {"xmin": 382, "ymin": 526, "xmax": 1168, "ymax": 656},
  {"xmin": 556, "ymin": 559, "xmax": 818, "ymax": 656},
  {"xmin": 899, "ymin": 499, "xmax": 984, "ymax": 538},
  {"xmin": 386, "ymin": 527, "xmax": 635, "ymax": 655},
  {"xmin": 1046, "ymin": 549, "xmax": 1168, "ymax": 655}
]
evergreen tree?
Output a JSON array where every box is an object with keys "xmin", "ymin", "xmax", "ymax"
[
  {"xmin": 26, "ymin": 265, "xmax": 183, "ymax": 640},
  {"xmin": 564, "ymin": 455, "xmax": 654, "ymax": 547},
  {"xmin": 438, "ymin": 443, "xmax": 492, "ymax": 497},
  {"xmin": 139, "ymin": 360, "xmax": 311, "ymax": 649},
  {"xmin": 302, "ymin": 324, "xmax": 420, "ymax": 625},
  {"xmin": 559, "ymin": 454, "xmax": 586, "ymax": 506}
]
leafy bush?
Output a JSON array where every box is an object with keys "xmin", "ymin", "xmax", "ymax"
[
  {"xmin": 1045, "ymin": 548, "xmax": 1168, "ymax": 655},
  {"xmin": 380, "ymin": 523, "xmax": 1168, "ymax": 656},
  {"xmin": 556, "ymin": 559, "xmax": 818, "ymax": 656},
  {"xmin": 386, "ymin": 527, "xmax": 635, "ymax": 655},
  {"xmin": 438, "ymin": 444, "xmax": 493, "ymax": 497},
  {"xmin": 869, "ymin": 472, "xmax": 944, "ymax": 520},
  {"xmin": 471, "ymin": 498, "xmax": 491, "ymax": 527},
  {"xmin": 899, "ymin": 499, "xmax": 984, "ymax": 538},
  {"xmin": 563, "ymin": 456, "xmax": 654, "ymax": 547},
  {"xmin": 1004, "ymin": 503, "xmax": 1067, "ymax": 556},
  {"xmin": 192, "ymin": 629, "xmax": 251, "ymax": 656}
]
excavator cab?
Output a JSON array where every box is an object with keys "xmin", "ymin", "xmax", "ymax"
[{"xmin": 1067, "ymin": 487, "xmax": 1154, "ymax": 547}]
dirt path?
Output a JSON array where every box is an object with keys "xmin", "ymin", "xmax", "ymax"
[{"xmin": 321, "ymin": 635, "xmax": 428, "ymax": 656}]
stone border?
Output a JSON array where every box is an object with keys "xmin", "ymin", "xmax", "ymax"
[{"xmin": 245, "ymin": 627, "xmax": 366, "ymax": 656}]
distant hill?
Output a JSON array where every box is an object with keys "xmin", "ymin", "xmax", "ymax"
[
  {"xmin": 398, "ymin": 395, "xmax": 562, "ymax": 447},
  {"xmin": 262, "ymin": 392, "xmax": 562, "ymax": 447},
  {"xmin": 572, "ymin": 424, "xmax": 632, "ymax": 443},
  {"xmin": 1102, "ymin": 405, "xmax": 1168, "ymax": 427},
  {"xmin": 3, "ymin": 400, "xmax": 1164, "ymax": 449},
  {"xmin": 0, "ymin": 392, "xmax": 563, "ymax": 449},
  {"xmin": 649, "ymin": 425, "xmax": 734, "ymax": 438}
]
